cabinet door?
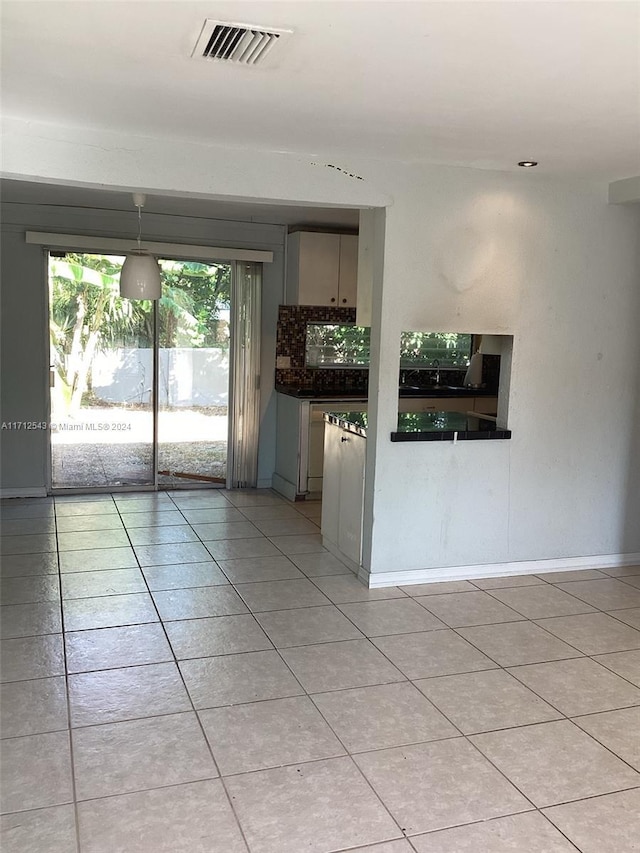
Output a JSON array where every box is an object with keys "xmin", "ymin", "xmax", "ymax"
[
  {"xmin": 440, "ymin": 398, "xmax": 473, "ymax": 413},
  {"xmin": 473, "ymin": 397, "xmax": 498, "ymax": 415},
  {"xmin": 275, "ymin": 394, "xmax": 302, "ymax": 486},
  {"xmin": 337, "ymin": 431, "xmax": 366, "ymax": 564},
  {"xmin": 297, "ymin": 232, "xmax": 340, "ymax": 305},
  {"xmin": 308, "ymin": 415, "xmax": 325, "ymax": 479},
  {"xmin": 399, "ymin": 398, "xmax": 439, "ymax": 414},
  {"xmin": 398, "ymin": 397, "xmax": 470, "ymax": 413},
  {"xmin": 320, "ymin": 423, "xmax": 342, "ymax": 546},
  {"xmin": 338, "ymin": 235, "xmax": 358, "ymax": 307}
]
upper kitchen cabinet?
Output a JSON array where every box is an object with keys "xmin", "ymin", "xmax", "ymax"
[
  {"xmin": 338, "ymin": 234, "xmax": 358, "ymax": 305},
  {"xmin": 286, "ymin": 231, "xmax": 358, "ymax": 307}
]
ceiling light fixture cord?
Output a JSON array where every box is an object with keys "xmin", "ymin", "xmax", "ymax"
[{"xmin": 119, "ymin": 192, "xmax": 162, "ymax": 300}]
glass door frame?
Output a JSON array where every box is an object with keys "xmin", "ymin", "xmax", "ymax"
[
  {"xmin": 155, "ymin": 253, "xmax": 232, "ymax": 490},
  {"xmin": 46, "ymin": 250, "xmax": 239, "ymax": 495}
]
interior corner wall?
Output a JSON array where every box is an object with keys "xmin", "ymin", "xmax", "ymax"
[
  {"xmin": 0, "ymin": 229, "xmax": 49, "ymax": 494},
  {"xmin": 0, "ymin": 202, "xmax": 285, "ymax": 493}
]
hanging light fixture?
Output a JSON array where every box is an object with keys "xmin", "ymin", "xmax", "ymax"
[{"xmin": 119, "ymin": 193, "xmax": 162, "ymax": 299}]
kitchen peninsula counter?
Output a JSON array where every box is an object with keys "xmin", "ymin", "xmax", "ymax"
[
  {"xmin": 276, "ymin": 384, "xmax": 497, "ymax": 400},
  {"xmin": 275, "ymin": 385, "xmax": 367, "ymax": 400},
  {"xmin": 324, "ymin": 411, "xmax": 511, "ymax": 442}
]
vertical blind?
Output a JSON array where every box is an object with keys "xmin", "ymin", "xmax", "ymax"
[{"xmin": 229, "ymin": 261, "xmax": 262, "ymax": 488}]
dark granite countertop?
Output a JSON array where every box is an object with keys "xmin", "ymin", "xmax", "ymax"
[
  {"xmin": 324, "ymin": 410, "xmax": 511, "ymax": 442},
  {"xmin": 276, "ymin": 385, "xmax": 367, "ymax": 400},
  {"xmin": 276, "ymin": 384, "xmax": 497, "ymax": 400}
]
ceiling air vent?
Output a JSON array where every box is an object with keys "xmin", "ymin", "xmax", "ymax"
[{"xmin": 192, "ymin": 20, "xmax": 291, "ymax": 66}]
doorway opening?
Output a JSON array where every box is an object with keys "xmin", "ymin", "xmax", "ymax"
[{"xmin": 48, "ymin": 252, "xmax": 256, "ymax": 491}]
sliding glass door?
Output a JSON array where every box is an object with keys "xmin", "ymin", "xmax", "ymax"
[
  {"xmin": 49, "ymin": 253, "xmax": 155, "ymax": 488},
  {"xmin": 48, "ymin": 253, "xmax": 245, "ymax": 491},
  {"xmin": 156, "ymin": 259, "xmax": 231, "ymax": 487}
]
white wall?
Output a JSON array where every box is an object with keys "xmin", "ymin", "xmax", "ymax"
[
  {"xmin": 92, "ymin": 348, "xmax": 229, "ymax": 407},
  {"xmin": 0, "ymin": 194, "xmax": 285, "ymax": 492},
  {"xmin": 365, "ymin": 168, "xmax": 640, "ymax": 574},
  {"xmin": 2, "ymin": 118, "xmax": 639, "ymax": 575}
]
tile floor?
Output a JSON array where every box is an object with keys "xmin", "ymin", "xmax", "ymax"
[{"xmin": 1, "ymin": 488, "xmax": 640, "ymax": 852}]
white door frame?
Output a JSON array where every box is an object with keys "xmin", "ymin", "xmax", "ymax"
[{"xmin": 41, "ymin": 235, "xmax": 271, "ymax": 493}]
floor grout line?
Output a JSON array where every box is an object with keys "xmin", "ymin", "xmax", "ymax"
[
  {"xmin": 53, "ymin": 494, "xmax": 83, "ymax": 853},
  {"xmin": 107, "ymin": 492, "xmax": 255, "ymax": 853},
  {"xmin": 2, "ymin": 489, "xmax": 640, "ymax": 853}
]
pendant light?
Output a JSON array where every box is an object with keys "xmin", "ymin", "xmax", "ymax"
[{"xmin": 119, "ymin": 193, "xmax": 162, "ymax": 299}]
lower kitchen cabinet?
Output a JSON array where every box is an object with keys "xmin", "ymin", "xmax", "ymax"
[
  {"xmin": 472, "ymin": 396, "xmax": 499, "ymax": 415},
  {"xmin": 321, "ymin": 421, "xmax": 365, "ymax": 567},
  {"xmin": 273, "ymin": 392, "xmax": 498, "ymax": 502},
  {"xmin": 398, "ymin": 396, "xmax": 498, "ymax": 414},
  {"xmin": 273, "ymin": 394, "xmax": 304, "ymax": 500},
  {"xmin": 273, "ymin": 394, "xmax": 367, "ymax": 501},
  {"xmin": 399, "ymin": 397, "xmax": 469, "ymax": 414}
]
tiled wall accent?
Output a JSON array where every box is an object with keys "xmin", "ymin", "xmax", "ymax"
[
  {"xmin": 275, "ymin": 305, "xmax": 369, "ymax": 392},
  {"xmin": 275, "ymin": 305, "xmax": 501, "ymax": 394}
]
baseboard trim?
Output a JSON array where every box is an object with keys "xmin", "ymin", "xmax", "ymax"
[
  {"xmin": 367, "ymin": 552, "xmax": 640, "ymax": 588},
  {"xmin": 321, "ymin": 537, "xmax": 360, "ymax": 575},
  {"xmin": 0, "ymin": 487, "xmax": 48, "ymax": 499},
  {"xmin": 271, "ymin": 473, "xmax": 299, "ymax": 502}
]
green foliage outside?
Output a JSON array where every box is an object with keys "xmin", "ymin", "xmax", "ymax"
[
  {"xmin": 49, "ymin": 253, "xmax": 231, "ymax": 416},
  {"xmin": 305, "ymin": 324, "xmax": 472, "ymax": 368},
  {"xmin": 305, "ymin": 324, "xmax": 371, "ymax": 366},
  {"xmin": 157, "ymin": 259, "xmax": 231, "ymax": 349},
  {"xmin": 399, "ymin": 330, "xmax": 472, "ymax": 368}
]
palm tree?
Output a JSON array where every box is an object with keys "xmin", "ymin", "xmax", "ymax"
[{"xmin": 50, "ymin": 254, "xmax": 144, "ymax": 415}]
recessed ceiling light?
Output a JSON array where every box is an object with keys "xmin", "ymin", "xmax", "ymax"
[{"xmin": 518, "ymin": 160, "xmax": 538, "ymax": 167}]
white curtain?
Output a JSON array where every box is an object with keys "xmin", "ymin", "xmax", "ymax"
[{"xmin": 228, "ymin": 262, "xmax": 262, "ymax": 488}]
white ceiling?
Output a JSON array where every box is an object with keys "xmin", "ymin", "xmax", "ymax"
[{"xmin": 1, "ymin": 0, "xmax": 639, "ymax": 181}]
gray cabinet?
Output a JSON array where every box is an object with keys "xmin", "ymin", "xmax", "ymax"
[
  {"xmin": 272, "ymin": 393, "xmax": 304, "ymax": 501},
  {"xmin": 286, "ymin": 231, "xmax": 357, "ymax": 306},
  {"xmin": 321, "ymin": 421, "xmax": 366, "ymax": 568},
  {"xmin": 320, "ymin": 421, "xmax": 341, "ymax": 545}
]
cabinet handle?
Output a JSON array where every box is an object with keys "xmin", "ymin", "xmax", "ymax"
[
  {"xmin": 330, "ymin": 297, "xmax": 336, "ymax": 303},
  {"xmin": 341, "ymin": 298, "xmax": 347, "ymax": 304},
  {"xmin": 341, "ymin": 436, "xmax": 349, "ymax": 442}
]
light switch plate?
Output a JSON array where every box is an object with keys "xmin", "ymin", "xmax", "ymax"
[{"xmin": 276, "ymin": 356, "xmax": 291, "ymax": 369}]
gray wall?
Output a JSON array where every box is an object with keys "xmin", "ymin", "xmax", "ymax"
[{"xmin": 0, "ymin": 201, "xmax": 285, "ymax": 493}]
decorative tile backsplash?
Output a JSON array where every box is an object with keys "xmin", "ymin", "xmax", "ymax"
[
  {"xmin": 275, "ymin": 305, "xmax": 501, "ymax": 393},
  {"xmin": 275, "ymin": 305, "xmax": 369, "ymax": 392}
]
